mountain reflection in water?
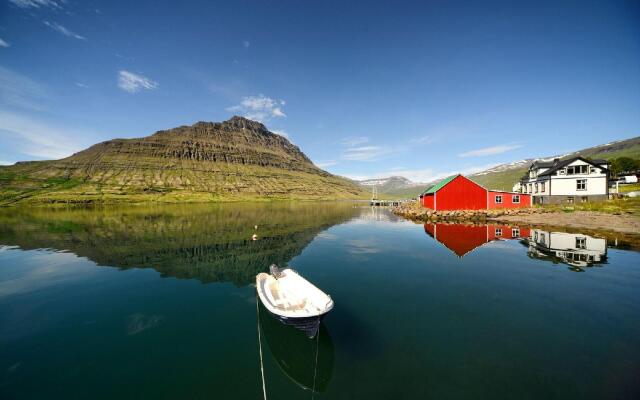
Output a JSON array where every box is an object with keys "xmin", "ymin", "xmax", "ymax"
[
  {"xmin": 424, "ymin": 222, "xmax": 610, "ymax": 271},
  {"xmin": 0, "ymin": 203, "xmax": 360, "ymax": 285}
]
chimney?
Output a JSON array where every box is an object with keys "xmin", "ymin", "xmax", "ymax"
[{"xmin": 553, "ymin": 158, "xmax": 559, "ymax": 164}]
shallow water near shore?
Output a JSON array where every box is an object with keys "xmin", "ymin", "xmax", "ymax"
[{"xmin": 1, "ymin": 203, "xmax": 639, "ymax": 399}]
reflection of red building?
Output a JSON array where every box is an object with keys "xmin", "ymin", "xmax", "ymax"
[
  {"xmin": 424, "ymin": 223, "xmax": 530, "ymax": 257},
  {"xmin": 419, "ymin": 175, "xmax": 531, "ymax": 211}
]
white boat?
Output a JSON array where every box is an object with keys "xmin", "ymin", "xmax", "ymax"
[{"xmin": 256, "ymin": 265, "xmax": 334, "ymax": 337}]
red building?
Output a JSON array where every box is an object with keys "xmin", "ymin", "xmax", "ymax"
[
  {"xmin": 419, "ymin": 174, "xmax": 531, "ymax": 211},
  {"xmin": 424, "ymin": 223, "xmax": 530, "ymax": 257}
]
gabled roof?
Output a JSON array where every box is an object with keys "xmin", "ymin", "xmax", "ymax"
[
  {"xmin": 423, "ymin": 174, "xmax": 459, "ymax": 194},
  {"xmin": 537, "ymin": 156, "xmax": 609, "ymax": 177}
]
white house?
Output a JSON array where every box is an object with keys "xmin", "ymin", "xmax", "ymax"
[
  {"xmin": 519, "ymin": 157, "xmax": 609, "ymax": 204},
  {"xmin": 526, "ymin": 229, "xmax": 607, "ymax": 270}
]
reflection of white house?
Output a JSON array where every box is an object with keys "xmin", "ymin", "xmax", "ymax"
[
  {"xmin": 519, "ymin": 157, "xmax": 609, "ymax": 204},
  {"xmin": 527, "ymin": 229, "xmax": 607, "ymax": 270}
]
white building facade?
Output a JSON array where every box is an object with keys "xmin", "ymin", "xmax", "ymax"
[{"xmin": 520, "ymin": 157, "xmax": 609, "ymax": 204}]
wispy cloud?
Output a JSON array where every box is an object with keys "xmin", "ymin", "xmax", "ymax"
[
  {"xmin": 44, "ymin": 21, "xmax": 86, "ymax": 41},
  {"xmin": 342, "ymin": 145, "xmax": 393, "ymax": 161},
  {"xmin": 226, "ymin": 94, "xmax": 286, "ymax": 122},
  {"xmin": 346, "ymin": 163, "xmax": 501, "ymax": 184},
  {"xmin": 459, "ymin": 144, "xmax": 522, "ymax": 158},
  {"xmin": 9, "ymin": 0, "xmax": 60, "ymax": 8},
  {"xmin": 117, "ymin": 70, "xmax": 158, "ymax": 93},
  {"xmin": 243, "ymin": 40, "xmax": 250, "ymax": 48},
  {"xmin": 75, "ymin": 82, "xmax": 89, "ymax": 88},
  {"xmin": 0, "ymin": 65, "xmax": 48, "ymax": 111},
  {"xmin": 0, "ymin": 39, "xmax": 9, "ymax": 48},
  {"xmin": 409, "ymin": 135, "xmax": 436, "ymax": 145},
  {"xmin": 340, "ymin": 136, "xmax": 369, "ymax": 146},
  {"xmin": 0, "ymin": 111, "xmax": 91, "ymax": 159},
  {"xmin": 315, "ymin": 160, "xmax": 338, "ymax": 168}
]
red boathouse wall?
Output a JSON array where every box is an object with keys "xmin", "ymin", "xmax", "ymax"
[
  {"xmin": 488, "ymin": 191, "xmax": 532, "ymax": 209},
  {"xmin": 434, "ymin": 175, "xmax": 487, "ymax": 211},
  {"xmin": 422, "ymin": 193, "xmax": 434, "ymax": 209}
]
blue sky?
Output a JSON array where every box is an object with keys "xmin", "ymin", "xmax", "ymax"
[{"xmin": 1, "ymin": 0, "xmax": 639, "ymax": 182}]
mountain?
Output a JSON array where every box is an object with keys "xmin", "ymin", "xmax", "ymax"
[
  {"xmin": 469, "ymin": 136, "xmax": 640, "ymax": 191},
  {"xmin": 0, "ymin": 116, "xmax": 366, "ymax": 205},
  {"xmin": 0, "ymin": 203, "xmax": 359, "ymax": 285},
  {"xmin": 358, "ymin": 176, "xmax": 426, "ymax": 198}
]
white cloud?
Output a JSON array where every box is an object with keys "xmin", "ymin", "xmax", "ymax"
[
  {"xmin": 0, "ymin": 39, "xmax": 9, "ymax": 48},
  {"xmin": 44, "ymin": 21, "xmax": 86, "ymax": 41},
  {"xmin": 117, "ymin": 70, "xmax": 158, "ymax": 93},
  {"xmin": 345, "ymin": 163, "xmax": 501, "ymax": 184},
  {"xmin": 0, "ymin": 111, "xmax": 91, "ymax": 159},
  {"xmin": 0, "ymin": 160, "xmax": 15, "ymax": 165},
  {"xmin": 9, "ymin": 0, "xmax": 60, "ymax": 8},
  {"xmin": 315, "ymin": 160, "xmax": 338, "ymax": 168},
  {"xmin": 410, "ymin": 135, "xmax": 435, "ymax": 145},
  {"xmin": 459, "ymin": 144, "xmax": 522, "ymax": 158},
  {"xmin": 243, "ymin": 40, "xmax": 250, "ymax": 48},
  {"xmin": 340, "ymin": 136, "xmax": 369, "ymax": 146},
  {"xmin": 342, "ymin": 145, "xmax": 393, "ymax": 161},
  {"xmin": 226, "ymin": 94, "xmax": 286, "ymax": 122},
  {"xmin": 0, "ymin": 65, "xmax": 48, "ymax": 110},
  {"xmin": 75, "ymin": 82, "xmax": 89, "ymax": 88}
]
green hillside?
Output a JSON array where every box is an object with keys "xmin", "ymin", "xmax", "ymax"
[
  {"xmin": 0, "ymin": 117, "xmax": 367, "ymax": 205},
  {"xmin": 469, "ymin": 136, "xmax": 640, "ymax": 191}
]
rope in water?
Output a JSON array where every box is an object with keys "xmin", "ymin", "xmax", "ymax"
[
  {"xmin": 311, "ymin": 317, "xmax": 320, "ymax": 399},
  {"xmin": 256, "ymin": 295, "xmax": 268, "ymax": 400}
]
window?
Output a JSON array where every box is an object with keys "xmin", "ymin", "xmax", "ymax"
[
  {"xmin": 529, "ymin": 184, "xmax": 533, "ymax": 193},
  {"xmin": 558, "ymin": 169, "xmax": 566, "ymax": 175},
  {"xmin": 495, "ymin": 195, "xmax": 502, "ymax": 204},
  {"xmin": 567, "ymin": 196, "xmax": 574, "ymax": 204},
  {"xmin": 540, "ymin": 233, "xmax": 546, "ymax": 245},
  {"xmin": 576, "ymin": 237, "xmax": 586, "ymax": 249},
  {"xmin": 512, "ymin": 228, "xmax": 520, "ymax": 237},
  {"xmin": 581, "ymin": 196, "xmax": 588, "ymax": 203},
  {"xmin": 576, "ymin": 179, "xmax": 587, "ymax": 191},
  {"xmin": 495, "ymin": 228, "xmax": 502, "ymax": 236},
  {"xmin": 589, "ymin": 166, "xmax": 597, "ymax": 174},
  {"xmin": 567, "ymin": 165, "xmax": 588, "ymax": 175},
  {"xmin": 535, "ymin": 183, "xmax": 538, "ymax": 193},
  {"xmin": 541, "ymin": 182, "xmax": 545, "ymax": 193},
  {"xmin": 512, "ymin": 195, "xmax": 520, "ymax": 203}
]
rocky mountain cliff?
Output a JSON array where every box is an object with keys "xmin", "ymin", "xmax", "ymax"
[{"xmin": 0, "ymin": 116, "xmax": 365, "ymax": 204}]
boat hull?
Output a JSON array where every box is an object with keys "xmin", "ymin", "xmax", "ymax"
[{"xmin": 274, "ymin": 313, "xmax": 328, "ymax": 338}]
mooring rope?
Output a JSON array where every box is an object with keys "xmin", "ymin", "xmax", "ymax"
[
  {"xmin": 256, "ymin": 295, "xmax": 268, "ymax": 400},
  {"xmin": 311, "ymin": 317, "xmax": 321, "ymax": 399}
]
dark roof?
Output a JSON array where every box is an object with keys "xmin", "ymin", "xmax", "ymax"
[{"xmin": 536, "ymin": 156, "xmax": 609, "ymax": 177}]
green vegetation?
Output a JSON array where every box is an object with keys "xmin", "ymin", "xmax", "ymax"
[
  {"xmin": 469, "ymin": 137, "xmax": 640, "ymax": 191},
  {"xmin": 0, "ymin": 202, "xmax": 359, "ymax": 285},
  {"xmin": 0, "ymin": 117, "xmax": 367, "ymax": 206},
  {"xmin": 618, "ymin": 183, "xmax": 640, "ymax": 193},
  {"xmin": 537, "ymin": 196, "xmax": 640, "ymax": 217}
]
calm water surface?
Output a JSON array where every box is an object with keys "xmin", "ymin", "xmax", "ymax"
[{"xmin": 0, "ymin": 203, "xmax": 639, "ymax": 399}]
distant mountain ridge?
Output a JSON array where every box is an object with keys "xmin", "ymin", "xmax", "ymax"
[
  {"xmin": 0, "ymin": 116, "xmax": 366, "ymax": 205},
  {"xmin": 357, "ymin": 136, "xmax": 640, "ymax": 197},
  {"xmin": 357, "ymin": 175, "xmax": 426, "ymax": 198},
  {"xmin": 469, "ymin": 136, "xmax": 640, "ymax": 191}
]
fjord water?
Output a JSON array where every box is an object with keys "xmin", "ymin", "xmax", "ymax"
[{"xmin": 0, "ymin": 204, "xmax": 639, "ymax": 399}]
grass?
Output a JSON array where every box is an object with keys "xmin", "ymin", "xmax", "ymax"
[
  {"xmin": 618, "ymin": 183, "xmax": 640, "ymax": 193},
  {"xmin": 537, "ymin": 196, "xmax": 640, "ymax": 216}
]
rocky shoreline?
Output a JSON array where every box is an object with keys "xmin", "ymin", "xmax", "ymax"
[
  {"xmin": 392, "ymin": 201, "xmax": 552, "ymax": 222},
  {"xmin": 392, "ymin": 201, "xmax": 640, "ymax": 235}
]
